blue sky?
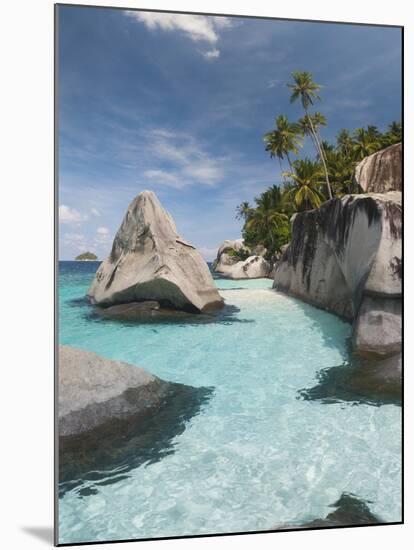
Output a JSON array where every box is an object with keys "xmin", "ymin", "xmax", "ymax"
[{"xmin": 58, "ymin": 6, "xmax": 402, "ymax": 260}]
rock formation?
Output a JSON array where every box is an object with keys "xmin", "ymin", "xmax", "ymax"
[
  {"xmin": 213, "ymin": 239, "xmax": 271, "ymax": 279},
  {"xmin": 58, "ymin": 346, "xmax": 213, "ymax": 493},
  {"xmin": 272, "ymin": 493, "xmax": 381, "ymax": 530},
  {"xmin": 88, "ymin": 191, "xmax": 223, "ymax": 313},
  {"xmin": 58, "ymin": 345, "xmax": 173, "ymax": 437},
  {"xmin": 274, "ymin": 145, "xmax": 402, "ymax": 359},
  {"xmin": 354, "ymin": 142, "xmax": 402, "ymax": 193}
]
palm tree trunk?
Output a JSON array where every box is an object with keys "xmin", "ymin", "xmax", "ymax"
[
  {"xmin": 286, "ymin": 152, "xmax": 293, "ymax": 172},
  {"xmin": 278, "ymin": 157, "xmax": 286, "ymax": 182},
  {"xmin": 305, "ymin": 110, "xmax": 333, "ymax": 200}
]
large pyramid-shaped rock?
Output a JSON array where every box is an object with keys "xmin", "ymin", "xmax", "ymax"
[{"xmin": 88, "ymin": 191, "xmax": 223, "ymax": 312}]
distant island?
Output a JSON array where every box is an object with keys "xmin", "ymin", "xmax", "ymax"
[{"xmin": 75, "ymin": 252, "xmax": 98, "ymax": 261}]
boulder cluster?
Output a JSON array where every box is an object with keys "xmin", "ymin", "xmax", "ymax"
[{"xmin": 273, "ymin": 143, "xmax": 402, "ymax": 360}]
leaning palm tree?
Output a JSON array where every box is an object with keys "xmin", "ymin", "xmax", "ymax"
[
  {"xmin": 236, "ymin": 201, "xmax": 252, "ymax": 221},
  {"xmin": 245, "ymin": 193, "xmax": 288, "ymax": 248},
  {"xmin": 283, "ymin": 158, "xmax": 325, "ymax": 211},
  {"xmin": 287, "ymin": 72, "xmax": 333, "ymax": 199}
]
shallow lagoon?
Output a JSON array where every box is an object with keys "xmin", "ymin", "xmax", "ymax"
[{"xmin": 58, "ymin": 261, "xmax": 401, "ymax": 543}]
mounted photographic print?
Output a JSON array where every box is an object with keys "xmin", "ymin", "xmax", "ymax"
[{"xmin": 55, "ymin": 3, "xmax": 403, "ymax": 545}]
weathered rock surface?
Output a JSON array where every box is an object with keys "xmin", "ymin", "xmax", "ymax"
[
  {"xmin": 354, "ymin": 143, "xmax": 402, "ymax": 193},
  {"xmin": 58, "ymin": 346, "xmax": 213, "ymax": 495},
  {"xmin": 88, "ymin": 191, "xmax": 223, "ymax": 313},
  {"xmin": 273, "ymin": 191, "xmax": 402, "ymax": 357},
  {"xmin": 227, "ymin": 255, "xmax": 271, "ymax": 279},
  {"xmin": 213, "ymin": 239, "xmax": 270, "ymax": 279},
  {"xmin": 212, "ymin": 239, "xmax": 250, "ymax": 273},
  {"xmin": 59, "ymin": 345, "xmax": 172, "ymax": 437}
]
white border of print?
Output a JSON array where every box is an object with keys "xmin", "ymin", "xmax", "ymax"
[{"xmin": 1, "ymin": 0, "xmax": 411, "ymax": 549}]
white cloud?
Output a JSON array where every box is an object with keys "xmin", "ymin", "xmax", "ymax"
[
  {"xmin": 63, "ymin": 232, "xmax": 88, "ymax": 252},
  {"xmin": 94, "ymin": 226, "xmax": 112, "ymax": 248},
  {"xmin": 144, "ymin": 129, "xmax": 224, "ymax": 188},
  {"xmin": 96, "ymin": 226, "xmax": 109, "ymax": 236},
  {"xmin": 91, "ymin": 207, "xmax": 100, "ymax": 216},
  {"xmin": 125, "ymin": 12, "xmax": 232, "ymax": 44},
  {"xmin": 203, "ymin": 48, "xmax": 220, "ymax": 60},
  {"xmin": 144, "ymin": 170, "xmax": 181, "ymax": 186},
  {"xmin": 267, "ymin": 78, "xmax": 281, "ymax": 89},
  {"xmin": 59, "ymin": 205, "xmax": 87, "ymax": 225}
]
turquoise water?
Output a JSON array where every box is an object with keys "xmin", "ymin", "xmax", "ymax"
[{"xmin": 58, "ymin": 262, "xmax": 401, "ymax": 544}]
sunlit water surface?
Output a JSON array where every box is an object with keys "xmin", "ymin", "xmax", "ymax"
[{"xmin": 58, "ymin": 261, "xmax": 401, "ymax": 543}]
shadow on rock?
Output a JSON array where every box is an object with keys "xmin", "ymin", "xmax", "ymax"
[
  {"xmin": 273, "ymin": 493, "xmax": 382, "ymax": 530},
  {"xmin": 59, "ymin": 383, "xmax": 213, "ymax": 498},
  {"xmin": 298, "ymin": 353, "xmax": 401, "ymax": 407},
  {"xmin": 84, "ymin": 301, "xmax": 253, "ymax": 326}
]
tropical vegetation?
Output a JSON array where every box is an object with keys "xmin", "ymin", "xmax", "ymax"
[
  {"xmin": 237, "ymin": 71, "xmax": 402, "ymax": 259},
  {"xmin": 75, "ymin": 252, "xmax": 98, "ymax": 261}
]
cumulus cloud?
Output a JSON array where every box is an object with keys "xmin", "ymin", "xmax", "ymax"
[
  {"xmin": 125, "ymin": 12, "xmax": 232, "ymax": 44},
  {"xmin": 203, "ymin": 48, "xmax": 220, "ymax": 60},
  {"xmin": 91, "ymin": 207, "xmax": 100, "ymax": 216},
  {"xmin": 59, "ymin": 205, "xmax": 87, "ymax": 225},
  {"xmin": 125, "ymin": 11, "xmax": 231, "ymax": 59}
]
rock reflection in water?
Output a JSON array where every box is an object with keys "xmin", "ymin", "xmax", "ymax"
[{"xmin": 59, "ymin": 383, "xmax": 214, "ymax": 498}]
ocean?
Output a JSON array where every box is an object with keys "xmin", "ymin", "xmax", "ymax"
[{"xmin": 58, "ymin": 261, "xmax": 401, "ymax": 543}]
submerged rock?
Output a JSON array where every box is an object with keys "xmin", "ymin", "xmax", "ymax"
[
  {"xmin": 58, "ymin": 345, "xmax": 173, "ymax": 437},
  {"xmin": 273, "ymin": 493, "xmax": 382, "ymax": 530},
  {"xmin": 93, "ymin": 301, "xmax": 212, "ymax": 323},
  {"xmin": 299, "ymin": 353, "xmax": 402, "ymax": 407},
  {"xmin": 88, "ymin": 191, "xmax": 223, "ymax": 313},
  {"xmin": 274, "ymin": 191, "xmax": 401, "ymax": 357},
  {"xmin": 213, "ymin": 239, "xmax": 270, "ymax": 279},
  {"xmin": 354, "ymin": 143, "xmax": 402, "ymax": 193},
  {"xmin": 58, "ymin": 346, "xmax": 213, "ymax": 496}
]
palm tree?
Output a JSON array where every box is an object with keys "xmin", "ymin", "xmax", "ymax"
[
  {"xmin": 245, "ymin": 193, "xmax": 288, "ymax": 248},
  {"xmin": 283, "ymin": 158, "xmax": 325, "ymax": 210},
  {"xmin": 325, "ymin": 150, "xmax": 355, "ymax": 196},
  {"xmin": 264, "ymin": 115, "xmax": 302, "ymax": 175},
  {"xmin": 336, "ymin": 129, "xmax": 354, "ymax": 158},
  {"xmin": 236, "ymin": 201, "xmax": 252, "ymax": 221},
  {"xmin": 352, "ymin": 128, "xmax": 381, "ymax": 161},
  {"xmin": 265, "ymin": 184, "xmax": 284, "ymax": 209},
  {"xmin": 287, "ymin": 72, "xmax": 333, "ymax": 199},
  {"xmin": 381, "ymin": 121, "xmax": 402, "ymax": 147}
]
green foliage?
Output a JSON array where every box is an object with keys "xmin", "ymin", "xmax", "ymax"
[
  {"xmin": 227, "ymin": 248, "xmax": 251, "ymax": 261},
  {"xmin": 75, "ymin": 251, "xmax": 98, "ymax": 261},
  {"xmin": 238, "ymin": 185, "xmax": 292, "ymax": 257},
  {"xmin": 283, "ymin": 159, "xmax": 325, "ymax": 210},
  {"xmin": 237, "ymin": 70, "xmax": 402, "ymax": 260}
]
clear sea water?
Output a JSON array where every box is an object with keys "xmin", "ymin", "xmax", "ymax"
[{"xmin": 58, "ymin": 261, "xmax": 401, "ymax": 544}]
